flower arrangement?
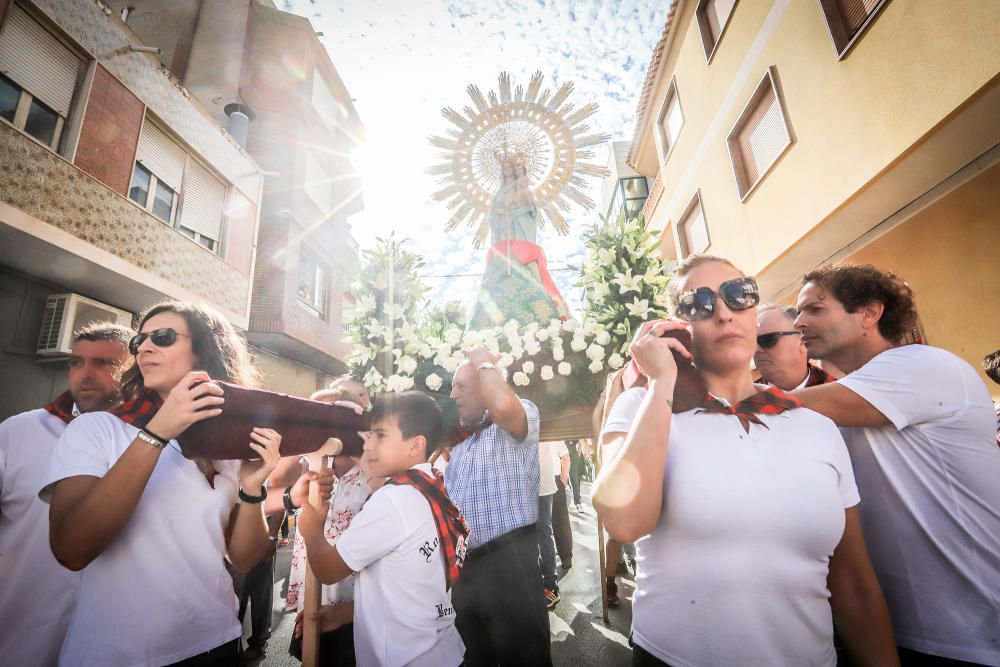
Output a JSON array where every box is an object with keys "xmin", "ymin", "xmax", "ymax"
[{"xmin": 344, "ymin": 220, "xmax": 671, "ymax": 416}]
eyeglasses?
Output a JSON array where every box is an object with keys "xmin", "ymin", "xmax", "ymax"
[
  {"xmin": 675, "ymin": 277, "xmax": 760, "ymax": 322},
  {"xmin": 756, "ymin": 330, "xmax": 802, "ymax": 349},
  {"xmin": 128, "ymin": 328, "xmax": 191, "ymax": 355}
]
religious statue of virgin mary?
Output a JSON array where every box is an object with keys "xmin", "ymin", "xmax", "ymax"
[{"xmin": 428, "ymin": 72, "xmax": 610, "ymax": 329}]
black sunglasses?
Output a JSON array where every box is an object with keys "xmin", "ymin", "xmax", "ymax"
[
  {"xmin": 129, "ymin": 328, "xmax": 192, "ymax": 355},
  {"xmin": 676, "ymin": 277, "xmax": 760, "ymax": 322},
  {"xmin": 756, "ymin": 330, "xmax": 802, "ymax": 349}
]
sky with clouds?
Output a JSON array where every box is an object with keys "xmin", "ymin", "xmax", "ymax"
[{"xmin": 282, "ymin": 0, "xmax": 670, "ymax": 312}]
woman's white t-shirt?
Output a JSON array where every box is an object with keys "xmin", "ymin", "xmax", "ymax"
[
  {"xmin": 41, "ymin": 412, "xmax": 242, "ymax": 667},
  {"xmin": 604, "ymin": 387, "xmax": 859, "ymax": 667}
]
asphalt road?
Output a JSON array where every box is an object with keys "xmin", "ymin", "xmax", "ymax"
[{"xmin": 245, "ymin": 481, "xmax": 635, "ymax": 666}]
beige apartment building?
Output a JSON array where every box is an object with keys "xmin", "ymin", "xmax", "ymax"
[
  {"xmin": 108, "ymin": 0, "xmax": 365, "ymax": 397},
  {"xmin": 0, "ymin": 0, "xmax": 263, "ymax": 419},
  {"xmin": 629, "ymin": 0, "xmax": 1000, "ymax": 393}
]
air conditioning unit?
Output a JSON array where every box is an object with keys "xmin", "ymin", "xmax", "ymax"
[{"xmin": 36, "ymin": 293, "xmax": 133, "ymax": 356}]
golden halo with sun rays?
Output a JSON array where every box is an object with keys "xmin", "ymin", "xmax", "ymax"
[{"xmin": 428, "ymin": 71, "xmax": 611, "ymax": 248}]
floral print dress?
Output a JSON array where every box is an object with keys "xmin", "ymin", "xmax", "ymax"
[{"xmin": 285, "ymin": 465, "xmax": 371, "ymax": 611}]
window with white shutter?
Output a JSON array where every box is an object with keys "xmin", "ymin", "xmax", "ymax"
[
  {"xmin": 818, "ymin": 0, "xmax": 888, "ymax": 57},
  {"xmin": 180, "ymin": 159, "xmax": 226, "ymax": 247},
  {"xmin": 0, "ymin": 4, "xmax": 81, "ymax": 150},
  {"xmin": 135, "ymin": 120, "xmax": 187, "ymax": 191},
  {"xmin": 727, "ymin": 68, "xmax": 793, "ymax": 200},
  {"xmin": 696, "ymin": 0, "xmax": 739, "ymax": 61},
  {"xmin": 656, "ymin": 78, "xmax": 684, "ymax": 162},
  {"xmin": 677, "ymin": 193, "xmax": 710, "ymax": 257}
]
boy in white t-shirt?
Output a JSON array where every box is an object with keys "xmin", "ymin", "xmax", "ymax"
[{"xmin": 298, "ymin": 390, "xmax": 467, "ymax": 667}]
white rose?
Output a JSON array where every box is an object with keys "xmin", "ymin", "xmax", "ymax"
[
  {"xmin": 553, "ymin": 346, "xmax": 565, "ymax": 361},
  {"xmin": 418, "ymin": 345, "xmax": 434, "ymax": 359},
  {"xmin": 463, "ymin": 331, "xmax": 483, "ymax": 348},
  {"xmin": 540, "ymin": 365, "xmax": 554, "ymax": 380},
  {"xmin": 498, "ymin": 353, "xmax": 513, "ymax": 368},
  {"xmin": 396, "ymin": 355, "xmax": 417, "ymax": 375},
  {"xmin": 562, "ymin": 319, "xmax": 579, "ymax": 332},
  {"xmin": 525, "ymin": 322, "xmax": 540, "ymax": 333},
  {"xmin": 439, "ymin": 356, "xmax": 460, "ymax": 373},
  {"xmin": 509, "ymin": 346, "xmax": 524, "ymax": 360},
  {"xmin": 424, "ymin": 373, "xmax": 443, "ymax": 391},
  {"xmin": 608, "ymin": 353, "xmax": 625, "ymax": 369},
  {"xmin": 586, "ymin": 343, "xmax": 605, "ymax": 361},
  {"xmin": 522, "ymin": 361, "xmax": 535, "ymax": 375},
  {"xmin": 570, "ymin": 337, "xmax": 587, "ymax": 352},
  {"xmin": 588, "ymin": 359, "xmax": 604, "ymax": 373},
  {"xmin": 444, "ymin": 328, "xmax": 462, "ymax": 345},
  {"xmin": 386, "ymin": 374, "xmax": 415, "ymax": 392},
  {"xmin": 503, "ymin": 319, "xmax": 520, "ymax": 335},
  {"xmin": 536, "ymin": 328, "xmax": 550, "ymax": 341},
  {"xmin": 524, "ymin": 340, "xmax": 541, "ymax": 355},
  {"xmin": 557, "ymin": 362, "xmax": 572, "ymax": 376},
  {"xmin": 512, "ymin": 371, "xmax": 530, "ymax": 387},
  {"xmin": 595, "ymin": 330, "xmax": 612, "ymax": 346}
]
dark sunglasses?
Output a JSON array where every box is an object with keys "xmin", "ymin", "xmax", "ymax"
[
  {"xmin": 676, "ymin": 277, "xmax": 760, "ymax": 322},
  {"xmin": 756, "ymin": 330, "xmax": 802, "ymax": 349},
  {"xmin": 129, "ymin": 328, "xmax": 192, "ymax": 355}
]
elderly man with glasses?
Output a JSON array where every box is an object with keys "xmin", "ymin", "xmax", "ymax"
[{"xmin": 755, "ymin": 305, "xmax": 836, "ymax": 390}]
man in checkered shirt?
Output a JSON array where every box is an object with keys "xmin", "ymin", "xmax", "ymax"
[
  {"xmin": 984, "ymin": 349, "xmax": 1000, "ymax": 448},
  {"xmin": 445, "ymin": 347, "xmax": 551, "ymax": 666}
]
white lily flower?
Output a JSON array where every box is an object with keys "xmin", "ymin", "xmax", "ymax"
[
  {"xmin": 557, "ymin": 362, "xmax": 572, "ymax": 376},
  {"xmin": 626, "ymin": 297, "xmax": 654, "ymax": 319},
  {"xmin": 597, "ymin": 247, "xmax": 616, "ymax": 265},
  {"xmin": 613, "ymin": 272, "xmax": 643, "ymax": 295},
  {"xmin": 540, "ymin": 365, "xmax": 554, "ymax": 380},
  {"xmin": 424, "ymin": 373, "xmax": 443, "ymax": 391}
]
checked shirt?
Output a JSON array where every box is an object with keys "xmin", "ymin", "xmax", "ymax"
[{"xmin": 444, "ymin": 399, "xmax": 540, "ymax": 549}]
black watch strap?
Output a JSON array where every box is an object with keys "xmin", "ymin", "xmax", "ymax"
[
  {"xmin": 238, "ymin": 486, "xmax": 267, "ymax": 504},
  {"xmin": 282, "ymin": 485, "xmax": 299, "ymax": 513}
]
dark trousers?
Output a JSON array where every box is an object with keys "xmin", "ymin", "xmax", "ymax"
[
  {"xmin": 289, "ymin": 623, "xmax": 356, "ymax": 666},
  {"xmin": 167, "ymin": 639, "xmax": 241, "ymax": 666},
  {"xmin": 632, "ymin": 643, "xmax": 672, "ymax": 666},
  {"xmin": 453, "ymin": 527, "xmax": 552, "ymax": 666},
  {"xmin": 235, "ymin": 553, "xmax": 275, "ymax": 646},
  {"xmin": 552, "ymin": 477, "xmax": 573, "ymax": 564},
  {"xmin": 568, "ymin": 457, "xmax": 583, "ymax": 505},
  {"xmin": 537, "ymin": 494, "xmax": 558, "ymax": 591}
]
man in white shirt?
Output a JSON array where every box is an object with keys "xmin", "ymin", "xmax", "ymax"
[
  {"xmin": 793, "ymin": 264, "xmax": 1000, "ymax": 667},
  {"xmin": 298, "ymin": 391, "xmax": 466, "ymax": 667},
  {"xmin": 755, "ymin": 305, "xmax": 836, "ymax": 390},
  {"xmin": 0, "ymin": 322, "xmax": 130, "ymax": 667},
  {"xmin": 537, "ymin": 440, "xmax": 560, "ymax": 608}
]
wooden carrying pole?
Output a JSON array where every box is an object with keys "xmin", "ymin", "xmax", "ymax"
[
  {"xmin": 301, "ymin": 439, "xmax": 341, "ymax": 667},
  {"xmin": 591, "ymin": 436, "xmax": 610, "ymax": 623}
]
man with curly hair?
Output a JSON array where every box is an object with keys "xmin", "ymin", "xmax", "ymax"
[{"xmin": 791, "ymin": 264, "xmax": 1000, "ymax": 667}]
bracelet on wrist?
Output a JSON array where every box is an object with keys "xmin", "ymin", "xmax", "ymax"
[
  {"xmin": 282, "ymin": 485, "xmax": 299, "ymax": 513},
  {"xmin": 238, "ymin": 486, "xmax": 267, "ymax": 504},
  {"xmin": 136, "ymin": 428, "xmax": 167, "ymax": 449}
]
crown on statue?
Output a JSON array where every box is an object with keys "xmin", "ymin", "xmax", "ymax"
[{"xmin": 493, "ymin": 146, "xmax": 529, "ymax": 171}]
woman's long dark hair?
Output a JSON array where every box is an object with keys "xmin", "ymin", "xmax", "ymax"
[{"xmin": 120, "ymin": 301, "xmax": 260, "ymax": 400}]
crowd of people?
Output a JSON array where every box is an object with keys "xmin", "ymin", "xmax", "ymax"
[{"xmin": 0, "ymin": 257, "xmax": 998, "ymax": 667}]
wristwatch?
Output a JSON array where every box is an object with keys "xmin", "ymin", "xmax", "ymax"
[{"xmin": 282, "ymin": 485, "xmax": 299, "ymax": 513}]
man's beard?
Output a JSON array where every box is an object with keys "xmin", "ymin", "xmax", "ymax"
[{"xmin": 72, "ymin": 387, "xmax": 123, "ymax": 413}]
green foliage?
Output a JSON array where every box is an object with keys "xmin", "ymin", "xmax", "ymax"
[{"xmin": 576, "ymin": 212, "xmax": 672, "ymax": 356}]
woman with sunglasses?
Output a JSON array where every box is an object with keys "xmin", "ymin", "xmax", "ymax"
[
  {"xmin": 44, "ymin": 301, "xmax": 282, "ymax": 667},
  {"xmin": 592, "ymin": 254, "xmax": 897, "ymax": 667}
]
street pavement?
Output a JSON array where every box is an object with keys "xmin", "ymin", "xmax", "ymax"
[{"xmin": 245, "ymin": 481, "xmax": 635, "ymax": 666}]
